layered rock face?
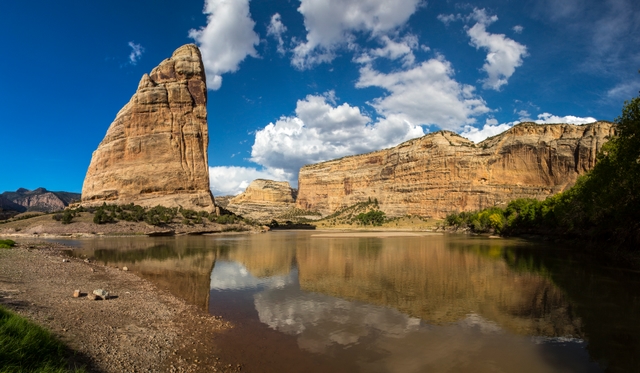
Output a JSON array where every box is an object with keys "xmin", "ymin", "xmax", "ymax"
[
  {"xmin": 226, "ymin": 179, "xmax": 296, "ymax": 221},
  {"xmin": 81, "ymin": 44, "xmax": 215, "ymax": 211},
  {"xmin": 296, "ymin": 122, "xmax": 614, "ymax": 218},
  {"xmin": 2, "ymin": 188, "xmax": 80, "ymax": 213}
]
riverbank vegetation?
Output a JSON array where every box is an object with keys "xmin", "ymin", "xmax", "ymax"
[
  {"xmin": 46, "ymin": 203, "xmax": 249, "ymax": 227},
  {"xmin": 0, "ymin": 305, "xmax": 85, "ymax": 372},
  {"xmin": 446, "ymin": 94, "xmax": 640, "ymax": 248},
  {"xmin": 0, "ymin": 239, "xmax": 16, "ymax": 249}
]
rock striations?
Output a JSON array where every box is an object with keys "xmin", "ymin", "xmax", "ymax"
[
  {"xmin": 227, "ymin": 179, "xmax": 296, "ymax": 221},
  {"xmin": 296, "ymin": 122, "xmax": 615, "ymax": 219},
  {"xmin": 81, "ymin": 44, "xmax": 215, "ymax": 211},
  {"xmin": 1, "ymin": 188, "xmax": 80, "ymax": 213}
]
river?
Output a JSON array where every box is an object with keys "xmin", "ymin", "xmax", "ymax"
[{"xmin": 55, "ymin": 231, "xmax": 640, "ymax": 372}]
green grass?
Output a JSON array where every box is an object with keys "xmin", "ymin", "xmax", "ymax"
[{"xmin": 0, "ymin": 306, "xmax": 85, "ymax": 372}]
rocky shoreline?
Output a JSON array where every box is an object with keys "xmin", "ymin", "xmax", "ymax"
[{"xmin": 0, "ymin": 242, "xmax": 242, "ymax": 373}]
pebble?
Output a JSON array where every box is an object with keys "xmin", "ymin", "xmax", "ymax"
[
  {"xmin": 87, "ymin": 293, "xmax": 97, "ymax": 301},
  {"xmin": 123, "ymin": 266, "xmax": 129, "ymax": 271},
  {"xmin": 73, "ymin": 289, "xmax": 80, "ymax": 297},
  {"xmin": 62, "ymin": 259, "xmax": 70, "ymax": 263}
]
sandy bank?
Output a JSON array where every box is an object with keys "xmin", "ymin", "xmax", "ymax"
[{"xmin": 0, "ymin": 243, "xmax": 242, "ymax": 373}]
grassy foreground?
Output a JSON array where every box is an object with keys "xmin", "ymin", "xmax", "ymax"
[{"xmin": 0, "ymin": 305, "xmax": 84, "ymax": 373}]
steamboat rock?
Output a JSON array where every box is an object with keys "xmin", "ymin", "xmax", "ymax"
[
  {"xmin": 227, "ymin": 179, "xmax": 296, "ymax": 221},
  {"xmin": 81, "ymin": 44, "xmax": 215, "ymax": 211},
  {"xmin": 296, "ymin": 122, "xmax": 614, "ymax": 219}
]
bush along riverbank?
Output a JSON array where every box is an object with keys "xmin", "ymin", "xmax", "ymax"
[{"xmin": 446, "ymin": 93, "xmax": 640, "ymax": 249}]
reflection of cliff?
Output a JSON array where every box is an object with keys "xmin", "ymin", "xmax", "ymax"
[
  {"xmin": 502, "ymin": 245, "xmax": 640, "ymax": 373},
  {"xmin": 216, "ymin": 234, "xmax": 581, "ymax": 338},
  {"xmin": 221, "ymin": 234, "xmax": 298, "ymax": 278},
  {"xmin": 294, "ymin": 237, "xmax": 581, "ymax": 338},
  {"xmin": 70, "ymin": 237, "xmax": 218, "ymax": 309}
]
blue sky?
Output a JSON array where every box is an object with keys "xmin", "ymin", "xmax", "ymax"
[{"xmin": 1, "ymin": 0, "xmax": 639, "ymax": 196}]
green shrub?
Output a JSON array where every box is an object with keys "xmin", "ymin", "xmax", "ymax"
[
  {"xmin": 61, "ymin": 210, "xmax": 74, "ymax": 225},
  {"xmin": 356, "ymin": 210, "xmax": 386, "ymax": 226},
  {"xmin": 0, "ymin": 239, "xmax": 16, "ymax": 249},
  {"xmin": 93, "ymin": 208, "xmax": 115, "ymax": 224}
]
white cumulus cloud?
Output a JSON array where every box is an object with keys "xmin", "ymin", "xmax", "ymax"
[
  {"xmin": 267, "ymin": 13, "xmax": 288, "ymax": 55},
  {"xmin": 189, "ymin": 0, "xmax": 259, "ymax": 90},
  {"xmin": 356, "ymin": 57, "xmax": 490, "ymax": 130},
  {"xmin": 292, "ymin": 0, "xmax": 422, "ymax": 69},
  {"xmin": 209, "ymin": 166, "xmax": 292, "ymax": 196},
  {"xmin": 459, "ymin": 118, "xmax": 514, "ymax": 143},
  {"xmin": 467, "ymin": 8, "xmax": 527, "ymax": 90},
  {"xmin": 355, "ymin": 34, "xmax": 419, "ymax": 67},
  {"xmin": 128, "ymin": 42, "xmax": 144, "ymax": 65},
  {"xmin": 250, "ymin": 92, "xmax": 425, "ymax": 175},
  {"xmin": 533, "ymin": 113, "xmax": 597, "ymax": 125}
]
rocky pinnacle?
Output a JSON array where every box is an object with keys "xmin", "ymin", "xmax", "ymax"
[{"xmin": 81, "ymin": 44, "xmax": 215, "ymax": 211}]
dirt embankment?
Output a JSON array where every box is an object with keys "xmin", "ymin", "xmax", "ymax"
[
  {"xmin": 0, "ymin": 243, "xmax": 242, "ymax": 373},
  {"xmin": 0, "ymin": 212, "xmax": 260, "ymax": 238}
]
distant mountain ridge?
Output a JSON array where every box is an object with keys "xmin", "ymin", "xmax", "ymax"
[{"xmin": 1, "ymin": 187, "xmax": 81, "ymax": 213}]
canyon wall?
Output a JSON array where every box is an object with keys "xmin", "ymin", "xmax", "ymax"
[
  {"xmin": 81, "ymin": 44, "xmax": 215, "ymax": 211},
  {"xmin": 296, "ymin": 122, "xmax": 614, "ymax": 218}
]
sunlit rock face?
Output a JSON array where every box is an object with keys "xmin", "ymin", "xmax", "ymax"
[
  {"xmin": 296, "ymin": 122, "xmax": 615, "ymax": 218},
  {"xmin": 81, "ymin": 44, "xmax": 215, "ymax": 211},
  {"xmin": 226, "ymin": 179, "xmax": 296, "ymax": 221}
]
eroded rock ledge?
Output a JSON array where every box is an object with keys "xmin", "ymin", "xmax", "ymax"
[
  {"xmin": 296, "ymin": 122, "xmax": 615, "ymax": 219},
  {"xmin": 227, "ymin": 179, "xmax": 296, "ymax": 221},
  {"xmin": 81, "ymin": 44, "xmax": 215, "ymax": 211}
]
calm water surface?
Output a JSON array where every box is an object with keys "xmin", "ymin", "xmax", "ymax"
[{"xmin": 56, "ymin": 231, "xmax": 640, "ymax": 372}]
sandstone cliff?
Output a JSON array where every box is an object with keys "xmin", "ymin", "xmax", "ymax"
[
  {"xmin": 81, "ymin": 44, "xmax": 215, "ymax": 211},
  {"xmin": 296, "ymin": 122, "xmax": 614, "ymax": 218},
  {"xmin": 226, "ymin": 179, "xmax": 296, "ymax": 221}
]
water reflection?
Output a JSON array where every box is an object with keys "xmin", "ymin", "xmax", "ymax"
[
  {"xmin": 210, "ymin": 261, "xmax": 296, "ymax": 291},
  {"xmin": 60, "ymin": 236, "xmax": 221, "ymax": 308},
  {"xmin": 54, "ymin": 233, "xmax": 640, "ymax": 372},
  {"xmin": 209, "ymin": 234, "xmax": 599, "ymax": 372}
]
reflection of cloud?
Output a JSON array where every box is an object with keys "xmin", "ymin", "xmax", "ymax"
[
  {"xmin": 254, "ymin": 288, "xmax": 422, "ymax": 353},
  {"xmin": 210, "ymin": 261, "xmax": 295, "ymax": 290},
  {"xmin": 254, "ymin": 288, "xmax": 595, "ymax": 372}
]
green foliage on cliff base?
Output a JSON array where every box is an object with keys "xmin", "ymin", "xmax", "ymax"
[
  {"xmin": 446, "ymin": 94, "xmax": 640, "ymax": 248},
  {"xmin": 85, "ymin": 203, "xmax": 248, "ymax": 227}
]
